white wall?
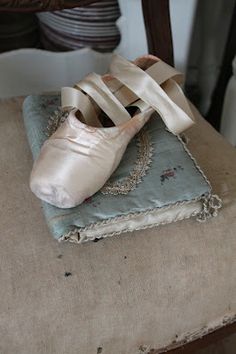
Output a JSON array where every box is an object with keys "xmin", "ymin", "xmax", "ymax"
[{"xmin": 170, "ymin": 0, "xmax": 197, "ymax": 72}]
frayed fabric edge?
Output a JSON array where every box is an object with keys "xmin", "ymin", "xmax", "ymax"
[
  {"xmin": 58, "ymin": 193, "xmax": 222, "ymax": 244},
  {"xmin": 137, "ymin": 313, "xmax": 236, "ymax": 354}
]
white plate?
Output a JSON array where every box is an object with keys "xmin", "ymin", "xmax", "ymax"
[
  {"xmin": 38, "ymin": 23, "xmax": 118, "ymax": 38},
  {"xmin": 39, "ymin": 18, "xmax": 118, "ymax": 37},
  {"xmin": 41, "ymin": 24, "xmax": 119, "ymax": 41},
  {"xmin": 41, "ymin": 28, "xmax": 119, "ymax": 50},
  {"xmin": 55, "ymin": 9, "xmax": 120, "ymax": 19},
  {"xmin": 38, "ymin": 13, "xmax": 119, "ymax": 29}
]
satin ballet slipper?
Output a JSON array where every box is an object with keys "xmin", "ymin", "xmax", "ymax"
[
  {"xmin": 30, "ymin": 54, "xmax": 194, "ymax": 209},
  {"xmin": 30, "ymin": 107, "xmax": 153, "ymax": 208}
]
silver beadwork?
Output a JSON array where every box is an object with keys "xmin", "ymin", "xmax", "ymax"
[
  {"xmin": 45, "ymin": 108, "xmax": 69, "ymax": 137},
  {"xmin": 101, "ymin": 129, "xmax": 153, "ymax": 195},
  {"xmin": 196, "ymin": 194, "xmax": 222, "ymax": 222}
]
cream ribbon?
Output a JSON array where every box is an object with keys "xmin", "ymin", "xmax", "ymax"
[
  {"xmin": 109, "ymin": 55, "xmax": 194, "ymax": 134},
  {"xmin": 61, "ymin": 54, "xmax": 195, "ymax": 134}
]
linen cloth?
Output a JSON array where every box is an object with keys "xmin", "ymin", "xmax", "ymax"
[{"xmin": 0, "ymin": 98, "xmax": 236, "ymax": 353}]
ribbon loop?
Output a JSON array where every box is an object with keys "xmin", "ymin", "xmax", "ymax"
[{"xmin": 109, "ymin": 55, "xmax": 194, "ymax": 134}]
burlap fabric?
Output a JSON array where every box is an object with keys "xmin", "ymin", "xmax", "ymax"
[{"xmin": 0, "ymin": 98, "xmax": 235, "ymax": 354}]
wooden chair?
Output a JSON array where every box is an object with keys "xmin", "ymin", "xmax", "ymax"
[
  {"xmin": 0, "ymin": 1, "xmax": 235, "ymax": 353},
  {"xmin": 0, "ymin": 0, "xmax": 174, "ymax": 65}
]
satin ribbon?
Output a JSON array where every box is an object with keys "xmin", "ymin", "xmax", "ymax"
[
  {"xmin": 109, "ymin": 55, "xmax": 194, "ymax": 134},
  {"xmin": 61, "ymin": 54, "xmax": 195, "ymax": 133}
]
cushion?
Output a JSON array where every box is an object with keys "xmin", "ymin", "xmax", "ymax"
[
  {"xmin": 0, "ymin": 97, "xmax": 235, "ymax": 353},
  {"xmin": 23, "ymin": 94, "xmax": 217, "ymax": 243}
]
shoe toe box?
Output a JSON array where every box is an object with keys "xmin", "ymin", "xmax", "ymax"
[{"xmin": 30, "ymin": 173, "xmax": 77, "ymax": 209}]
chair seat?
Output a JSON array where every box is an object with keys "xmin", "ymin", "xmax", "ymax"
[{"xmin": 0, "ymin": 98, "xmax": 235, "ymax": 354}]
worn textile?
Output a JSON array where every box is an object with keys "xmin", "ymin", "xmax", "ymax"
[
  {"xmin": 0, "ymin": 98, "xmax": 235, "ymax": 354},
  {"xmin": 23, "ymin": 94, "xmax": 210, "ymax": 241}
]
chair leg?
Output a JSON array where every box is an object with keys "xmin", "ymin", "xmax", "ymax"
[{"xmin": 141, "ymin": 0, "xmax": 174, "ymax": 66}]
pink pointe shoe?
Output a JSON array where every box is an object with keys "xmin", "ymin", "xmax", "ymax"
[{"xmin": 30, "ymin": 54, "xmax": 194, "ymax": 208}]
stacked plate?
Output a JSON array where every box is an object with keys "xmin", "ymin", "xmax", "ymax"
[
  {"xmin": 0, "ymin": 13, "xmax": 39, "ymax": 53},
  {"xmin": 37, "ymin": 0, "xmax": 121, "ymax": 52}
]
